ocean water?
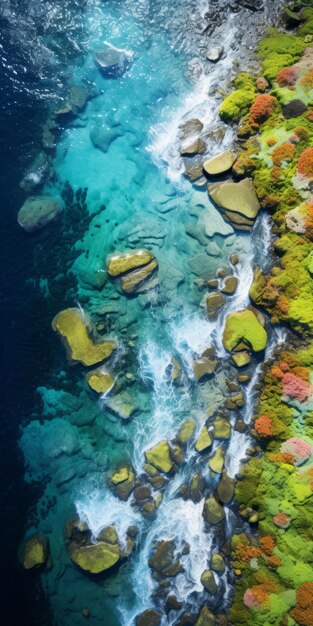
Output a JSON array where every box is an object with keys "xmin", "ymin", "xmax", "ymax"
[{"xmin": 0, "ymin": 1, "xmax": 285, "ymax": 625}]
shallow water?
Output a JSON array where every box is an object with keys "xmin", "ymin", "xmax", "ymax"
[{"xmin": 0, "ymin": 0, "xmax": 285, "ymax": 624}]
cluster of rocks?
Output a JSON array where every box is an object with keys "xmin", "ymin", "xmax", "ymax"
[
  {"xmin": 106, "ymin": 248, "xmax": 159, "ymax": 295},
  {"xmin": 66, "ymin": 518, "xmax": 137, "ymax": 575},
  {"xmin": 206, "ymin": 255, "xmax": 240, "ymax": 319}
]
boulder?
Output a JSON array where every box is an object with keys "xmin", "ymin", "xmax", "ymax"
[
  {"xmin": 145, "ymin": 441, "xmax": 174, "ymax": 473},
  {"xmin": 97, "ymin": 525, "xmax": 119, "ymax": 544},
  {"xmin": 208, "ymin": 178, "xmax": 260, "ymax": 230},
  {"xmin": 203, "ymin": 150, "xmax": 236, "ymax": 176},
  {"xmin": 105, "ymin": 393, "xmax": 135, "ymax": 420},
  {"xmin": 176, "ymin": 419, "xmax": 196, "ymax": 445},
  {"xmin": 206, "ymin": 46, "xmax": 224, "ymax": 63},
  {"xmin": 195, "ymin": 605, "xmax": 215, "ymax": 626},
  {"xmin": 136, "ymin": 610, "xmax": 161, "ymax": 626},
  {"xmin": 231, "ymin": 351, "xmax": 251, "ymax": 368},
  {"xmin": 110, "ymin": 466, "xmax": 136, "ymax": 500},
  {"xmin": 148, "ymin": 540, "xmax": 183, "ymax": 576},
  {"xmin": 107, "ymin": 249, "xmax": 154, "ymax": 277},
  {"xmin": 208, "ymin": 448, "xmax": 225, "ymax": 474},
  {"xmin": 192, "ymin": 357, "xmax": 217, "ymax": 380},
  {"xmin": 217, "ymin": 472, "xmax": 235, "ymax": 504},
  {"xmin": 223, "ymin": 308, "xmax": 267, "ymax": 352},
  {"xmin": 225, "ymin": 392, "xmax": 245, "ymax": 410},
  {"xmin": 120, "ymin": 259, "xmax": 158, "ymax": 293},
  {"xmin": 18, "ymin": 195, "xmax": 63, "ymax": 233},
  {"xmin": 68, "ymin": 85, "xmax": 88, "ymax": 113},
  {"xmin": 96, "ymin": 45, "xmax": 132, "ymax": 77},
  {"xmin": 200, "ymin": 570, "xmax": 217, "ymax": 593},
  {"xmin": 170, "ymin": 443, "xmax": 185, "ymax": 465},
  {"xmin": 212, "ymin": 416, "xmax": 231, "ymax": 440},
  {"xmin": 195, "ymin": 426, "xmax": 212, "ymax": 453},
  {"xmin": 179, "ymin": 118, "xmax": 204, "ymax": 139},
  {"xmin": 52, "ymin": 308, "xmax": 116, "ymax": 366},
  {"xmin": 203, "ymin": 496, "xmax": 225, "ymax": 524},
  {"xmin": 207, "ymin": 293, "xmax": 224, "ymax": 316},
  {"xmin": 210, "ymin": 552, "xmax": 225, "ymax": 573},
  {"xmin": 69, "ymin": 541, "xmax": 120, "ymax": 574},
  {"xmin": 189, "ymin": 473, "xmax": 205, "ymax": 503},
  {"xmin": 221, "ymin": 275, "xmax": 238, "ymax": 295},
  {"xmin": 86, "ymin": 368, "xmax": 115, "ymax": 394},
  {"xmin": 180, "ymin": 138, "xmax": 206, "ymax": 156},
  {"xmin": 282, "ymin": 99, "xmax": 307, "ymax": 119},
  {"xmin": 21, "ymin": 534, "xmax": 49, "ymax": 570}
]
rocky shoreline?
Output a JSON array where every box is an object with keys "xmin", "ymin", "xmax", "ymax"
[{"xmin": 15, "ymin": 1, "xmax": 313, "ymax": 625}]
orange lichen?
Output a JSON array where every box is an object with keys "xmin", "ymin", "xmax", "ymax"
[
  {"xmin": 235, "ymin": 542, "xmax": 262, "ymax": 563},
  {"xmin": 297, "ymin": 147, "xmax": 313, "ymax": 179},
  {"xmin": 259, "ymin": 535, "xmax": 275, "ymax": 556},
  {"xmin": 300, "ymin": 69, "xmax": 313, "ymax": 91},
  {"xmin": 273, "ymin": 512, "xmax": 290, "ymax": 529},
  {"xmin": 249, "ymin": 94, "xmax": 277, "ymax": 125},
  {"xmin": 272, "ymin": 142, "xmax": 295, "ymax": 166},
  {"xmin": 267, "ymin": 137, "xmax": 277, "ymax": 147},
  {"xmin": 290, "ymin": 582, "xmax": 313, "ymax": 626},
  {"xmin": 266, "ymin": 555, "xmax": 281, "ymax": 569}
]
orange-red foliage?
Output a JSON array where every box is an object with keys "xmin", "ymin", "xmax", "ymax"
[
  {"xmin": 290, "ymin": 582, "xmax": 313, "ymax": 626},
  {"xmin": 272, "ymin": 142, "xmax": 295, "ymax": 166},
  {"xmin": 235, "ymin": 541, "xmax": 262, "ymax": 562},
  {"xmin": 249, "ymin": 94, "xmax": 277, "ymax": 124},
  {"xmin": 259, "ymin": 535, "xmax": 275, "ymax": 556},
  {"xmin": 267, "ymin": 555, "xmax": 281, "ymax": 569},
  {"xmin": 267, "ymin": 137, "xmax": 277, "ymax": 147},
  {"xmin": 301, "ymin": 69, "xmax": 313, "ymax": 91},
  {"xmin": 276, "ymin": 66, "xmax": 297, "ymax": 87},
  {"xmin": 304, "ymin": 203, "xmax": 313, "ymax": 239},
  {"xmin": 297, "ymin": 147, "xmax": 313, "ymax": 179},
  {"xmin": 255, "ymin": 415, "xmax": 273, "ymax": 437}
]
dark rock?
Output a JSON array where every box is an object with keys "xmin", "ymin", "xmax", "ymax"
[
  {"xmin": 136, "ymin": 609, "xmax": 161, "ymax": 626},
  {"xmin": 217, "ymin": 472, "xmax": 235, "ymax": 504},
  {"xmin": 166, "ymin": 595, "xmax": 183, "ymax": 612},
  {"xmin": 282, "ymin": 99, "xmax": 308, "ymax": 119}
]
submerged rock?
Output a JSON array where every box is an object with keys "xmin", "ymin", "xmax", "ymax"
[
  {"xmin": 52, "ymin": 308, "xmax": 116, "ymax": 366},
  {"xmin": 120, "ymin": 259, "xmax": 158, "ymax": 294},
  {"xmin": 105, "ymin": 393, "xmax": 135, "ymax": 419},
  {"xmin": 223, "ymin": 308, "xmax": 267, "ymax": 352},
  {"xmin": 231, "ymin": 351, "xmax": 251, "ymax": 368},
  {"xmin": 203, "ymin": 150, "xmax": 236, "ymax": 176},
  {"xmin": 21, "ymin": 534, "xmax": 49, "ymax": 570},
  {"xmin": 18, "ymin": 195, "xmax": 63, "ymax": 232},
  {"xmin": 145, "ymin": 441, "xmax": 173, "ymax": 473},
  {"xmin": 69, "ymin": 540, "xmax": 120, "ymax": 574},
  {"xmin": 208, "ymin": 178, "xmax": 260, "ymax": 231},
  {"xmin": 96, "ymin": 45, "xmax": 132, "ymax": 77},
  {"xmin": 68, "ymin": 84, "xmax": 88, "ymax": 113}
]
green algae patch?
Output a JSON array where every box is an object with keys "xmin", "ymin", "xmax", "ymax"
[
  {"xmin": 52, "ymin": 307, "xmax": 116, "ymax": 366},
  {"xmin": 223, "ymin": 309, "xmax": 267, "ymax": 353},
  {"xmin": 69, "ymin": 541, "xmax": 120, "ymax": 574}
]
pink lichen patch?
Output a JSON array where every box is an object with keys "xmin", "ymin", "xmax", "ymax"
[
  {"xmin": 244, "ymin": 588, "xmax": 261, "ymax": 609},
  {"xmin": 283, "ymin": 372, "xmax": 313, "ymax": 402},
  {"xmin": 280, "ymin": 438, "xmax": 313, "ymax": 466},
  {"xmin": 273, "ymin": 512, "xmax": 291, "ymax": 529}
]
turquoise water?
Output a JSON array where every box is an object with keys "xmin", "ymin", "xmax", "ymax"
[{"xmin": 17, "ymin": 1, "xmax": 285, "ymax": 624}]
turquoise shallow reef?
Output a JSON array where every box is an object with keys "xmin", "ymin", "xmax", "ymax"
[{"xmin": 6, "ymin": 0, "xmax": 312, "ymax": 625}]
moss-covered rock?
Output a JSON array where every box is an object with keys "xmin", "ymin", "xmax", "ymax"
[
  {"xmin": 86, "ymin": 368, "xmax": 115, "ymax": 394},
  {"xmin": 106, "ymin": 249, "xmax": 154, "ymax": 277},
  {"xmin": 145, "ymin": 441, "xmax": 174, "ymax": 473},
  {"xmin": 21, "ymin": 534, "xmax": 49, "ymax": 570},
  {"xmin": 203, "ymin": 497, "xmax": 225, "ymax": 524},
  {"xmin": 208, "ymin": 178, "xmax": 261, "ymax": 231},
  {"xmin": 69, "ymin": 541, "xmax": 120, "ymax": 574},
  {"xmin": 200, "ymin": 570, "xmax": 217, "ymax": 593},
  {"xmin": 223, "ymin": 309, "xmax": 268, "ymax": 353},
  {"xmin": 52, "ymin": 308, "xmax": 116, "ymax": 366},
  {"xmin": 195, "ymin": 426, "xmax": 212, "ymax": 453}
]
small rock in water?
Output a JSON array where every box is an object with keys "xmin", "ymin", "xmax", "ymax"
[
  {"xmin": 18, "ymin": 195, "xmax": 63, "ymax": 233},
  {"xmin": 206, "ymin": 46, "xmax": 224, "ymax": 63},
  {"xmin": 179, "ymin": 118, "xmax": 204, "ymax": 140},
  {"xmin": 180, "ymin": 138, "xmax": 206, "ymax": 156},
  {"xmin": 136, "ymin": 609, "xmax": 161, "ymax": 626},
  {"xmin": 201, "ymin": 570, "xmax": 218, "ymax": 593},
  {"xmin": 96, "ymin": 44, "xmax": 132, "ymax": 77}
]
